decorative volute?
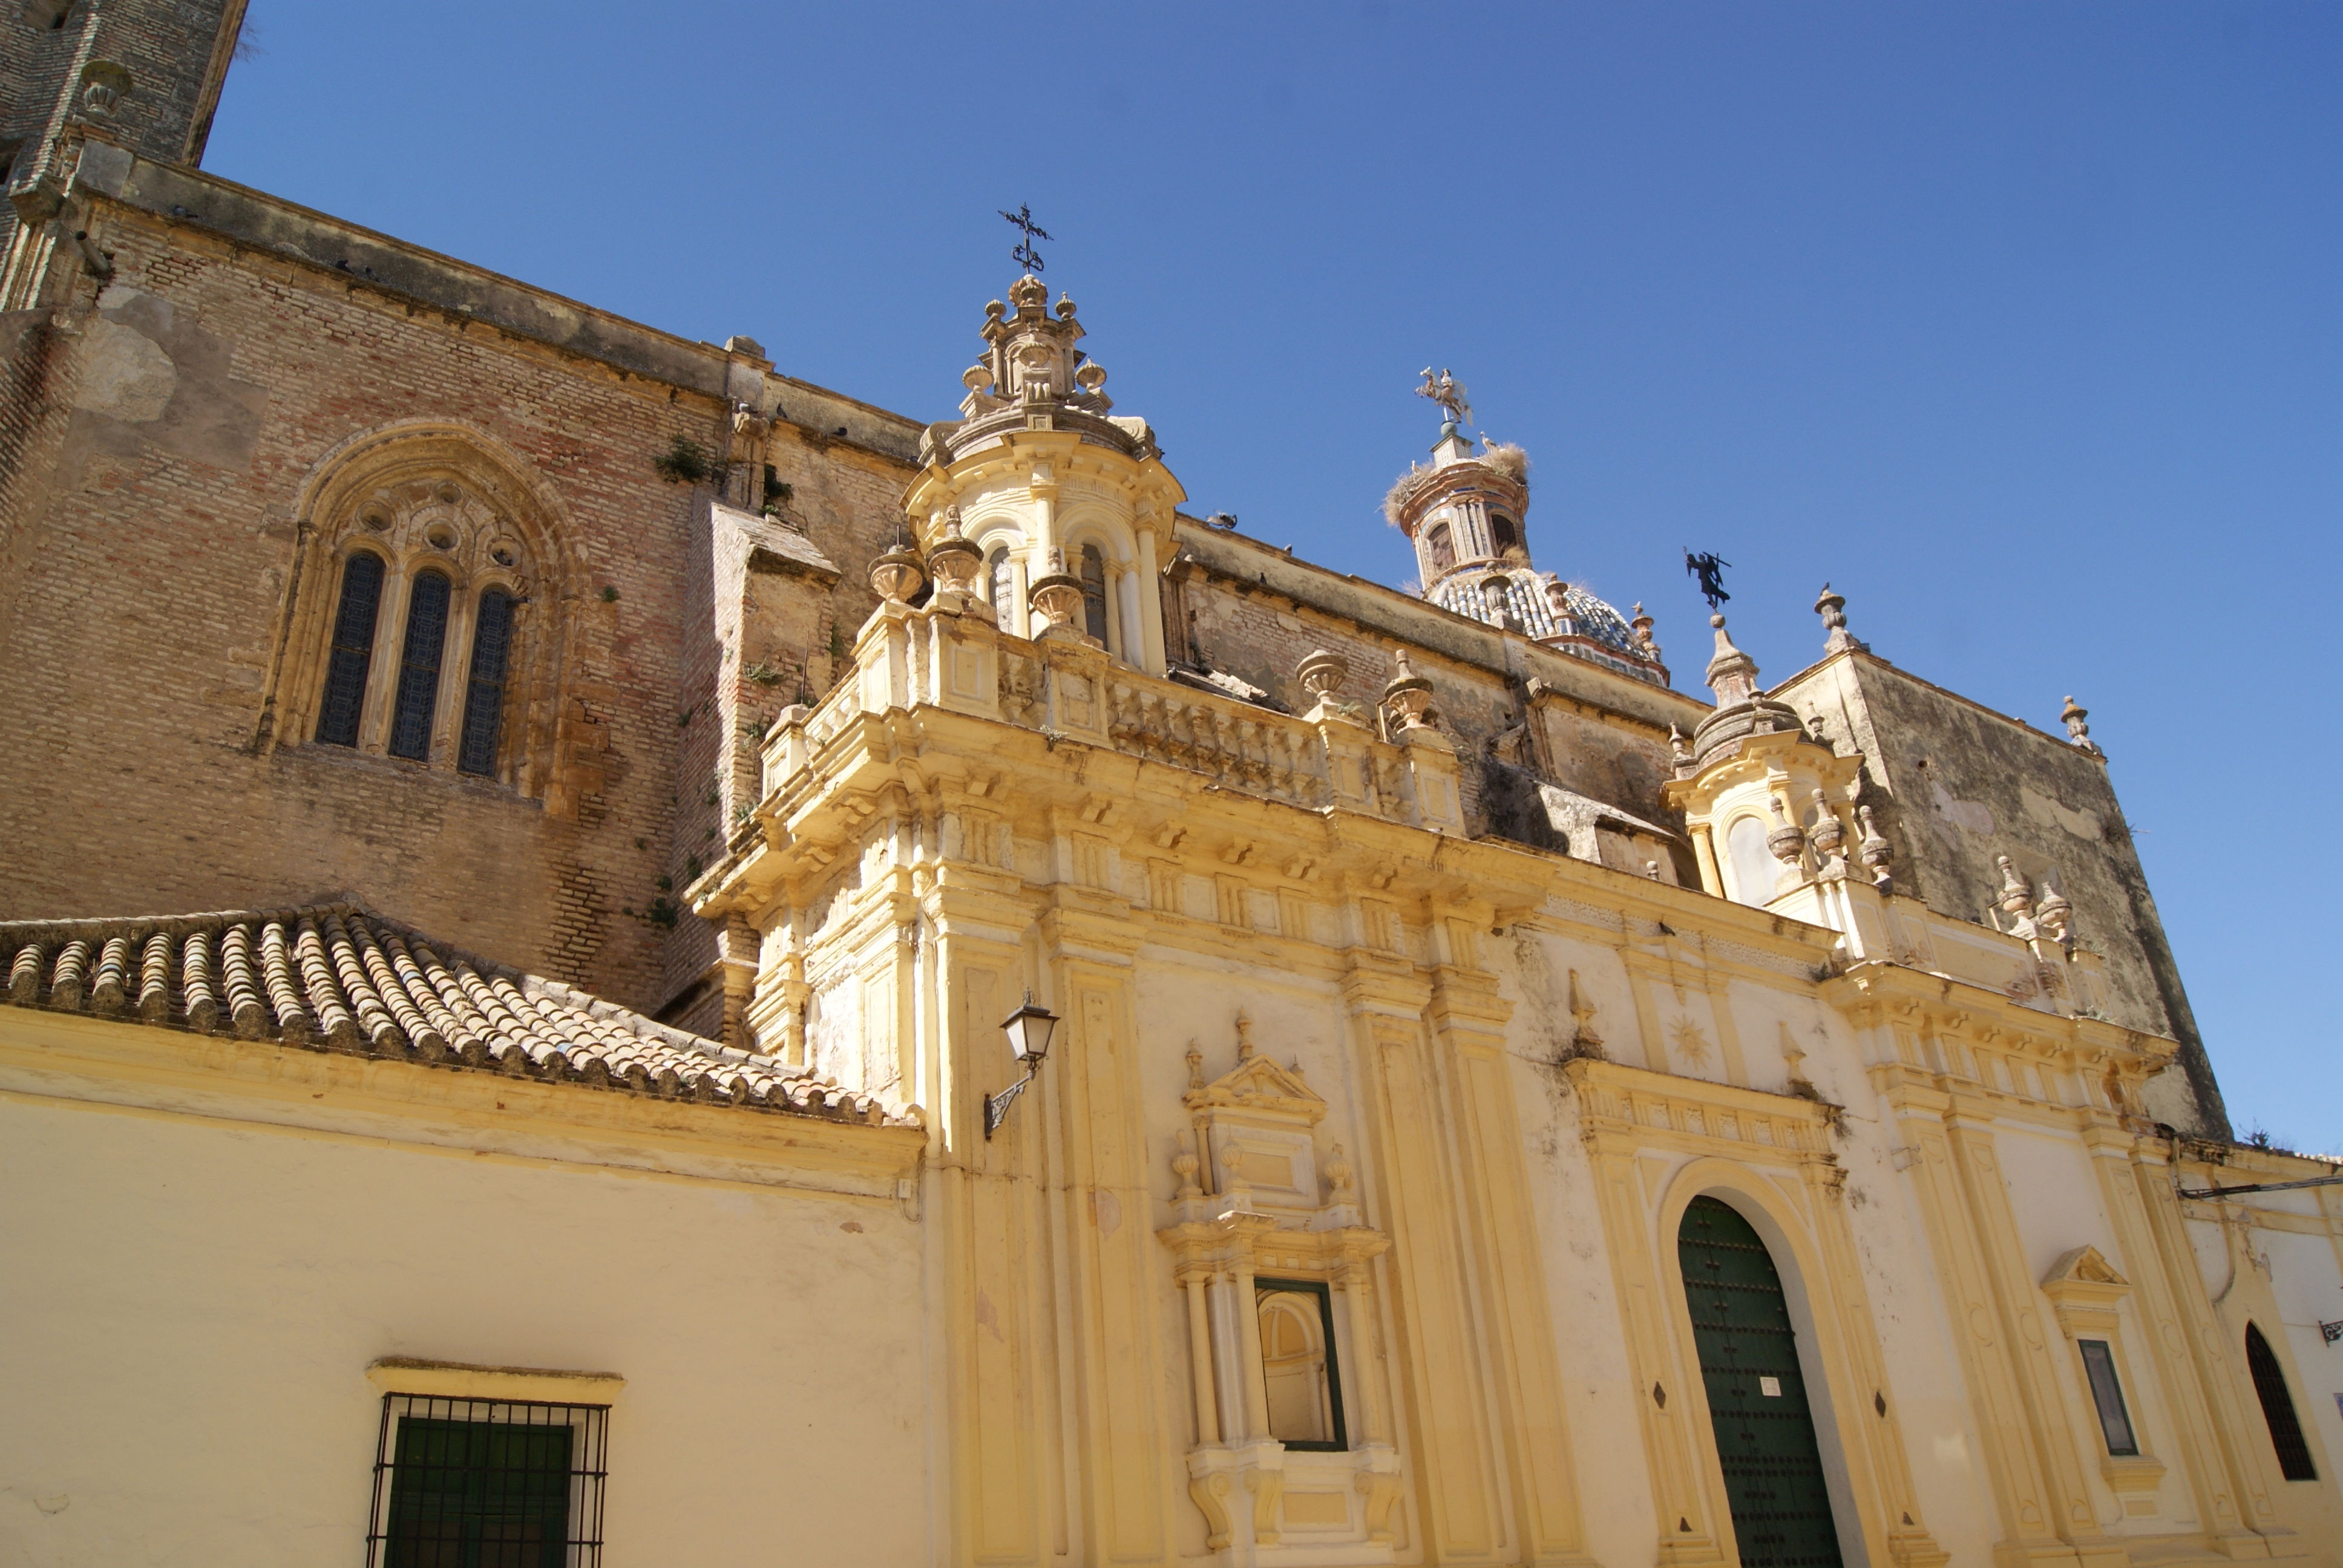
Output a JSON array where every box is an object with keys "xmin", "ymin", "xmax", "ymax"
[{"xmin": 904, "ymin": 274, "xmax": 1185, "ymax": 673}]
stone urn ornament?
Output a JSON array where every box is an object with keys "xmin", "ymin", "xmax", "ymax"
[
  {"xmin": 1806, "ymin": 788, "xmax": 1846, "ymax": 875},
  {"xmin": 1381, "ymin": 649, "xmax": 1433, "ymax": 731},
  {"xmin": 925, "ymin": 534, "xmax": 983, "ymax": 599},
  {"xmin": 1026, "ymin": 547, "xmax": 1086, "ymax": 634},
  {"xmin": 867, "ymin": 540, "xmax": 928, "ymax": 605},
  {"xmin": 1297, "ymin": 648, "xmax": 1348, "ymax": 708}
]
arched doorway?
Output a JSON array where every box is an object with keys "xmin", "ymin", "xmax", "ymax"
[{"xmin": 1677, "ymin": 1195, "xmax": 1844, "ymax": 1567}]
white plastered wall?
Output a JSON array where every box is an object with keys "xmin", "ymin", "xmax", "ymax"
[{"xmin": 0, "ymin": 1093, "xmax": 927, "ymax": 1567}]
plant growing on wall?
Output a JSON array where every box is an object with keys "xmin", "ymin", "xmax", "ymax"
[{"xmin": 654, "ymin": 436, "xmax": 713, "ymax": 485}]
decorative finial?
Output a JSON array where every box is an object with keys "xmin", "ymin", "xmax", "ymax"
[
  {"xmin": 1685, "ymin": 550, "xmax": 1731, "ymax": 612},
  {"xmin": 1630, "ymin": 602, "xmax": 1661, "ymax": 661},
  {"xmin": 1703, "ymin": 615, "xmax": 1761, "ymax": 709},
  {"xmin": 1767, "ymin": 797, "xmax": 1809, "ymax": 877},
  {"xmin": 1807, "ymin": 788, "xmax": 1846, "ymax": 875},
  {"xmin": 1383, "ymin": 648, "xmax": 1434, "ymax": 730},
  {"xmin": 998, "ymin": 203, "xmax": 1051, "ymax": 274},
  {"xmin": 1996, "ymin": 854, "xmax": 2034, "ymax": 921},
  {"xmin": 1668, "ymin": 724, "xmax": 1693, "ymax": 771},
  {"xmin": 2060, "ymin": 696, "xmax": 2103, "ymax": 757},
  {"xmin": 1856, "ymin": 805, "xmax": 1894, "ymax": 892},
  {"xmin": 1234, "ymin": 1010, "xmax": 1255, "ymax": 1060},
  {"xmin": 1815, "ymin": 583, "xmax": 1862, "ymax": 655},
  {"xmin": 2035, "ymin": 877, "xmax": 2074, "ymax": 947},
  {"xmin": 1297, "ymin": 648, "xmax": 1348, "ymax": 706},
  {"xmin": 1567, "ymin": 969, "xmax": 1604, "ymax": 1054},
  {"xmin": 1184, "ymin": 1039, "xmax": 1205, "ymax": 1091},
  {"xmin": 1172, "ymin": 1129, "xmax": 1202, "ymax": 1200}
]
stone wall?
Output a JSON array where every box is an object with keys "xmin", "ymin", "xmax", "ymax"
[{"xmin": 1775, "ymin": 650, "xmax": 2227, "ymax": 1135}]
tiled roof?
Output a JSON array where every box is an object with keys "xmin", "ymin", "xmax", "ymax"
[{"xmin": 0, "ymin": 903, "xmax": 906, "ymax": 1126}]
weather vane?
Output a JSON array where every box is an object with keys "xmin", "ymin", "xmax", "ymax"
[
  {"xmin": 999, "ymin": 204, "xmax": 1051, "ymax": 275},
  {"xmin": 1415, "ymin": 367, "xmax": 1472, "ymax": 429},
  {"xmin": 1684, "ymin": 549, "xmax": 1731, "ymax": 612}
]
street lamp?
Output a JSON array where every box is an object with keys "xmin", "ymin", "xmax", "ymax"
[{"xmin": 984, "ymin": 992, "xmax": 1059, "ymax": 1138}]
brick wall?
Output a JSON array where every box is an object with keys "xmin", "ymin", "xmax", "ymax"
[{"xmin": 0, "ymin": 202, "xmax": 905, "ymax": 1022}]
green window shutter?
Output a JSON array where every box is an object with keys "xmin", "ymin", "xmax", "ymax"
[{"xmin": 385, "ymin": 1416, "xmax": 573, "ymax": 1567}]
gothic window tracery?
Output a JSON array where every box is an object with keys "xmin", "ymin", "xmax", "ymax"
[{"xmin": 269, "ymin": 428, "xmax": 580, "ymax": 808}]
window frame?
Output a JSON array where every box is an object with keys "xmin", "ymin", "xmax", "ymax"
[
  {"xmin": 2076, "ymin": 1338, "xmax": 2139, "ymax": 1457},
  {"xmin": 2246, "ymin": 1321, "xmax": 2318, "ymax": 1481},
  {"xmin": 366, "ymin": 1392, "xmax": 610, "ymax": 1568},
  {"xmin": 1254, "ymin": 1276, "xmax": 1349, "ymax": 1453}
]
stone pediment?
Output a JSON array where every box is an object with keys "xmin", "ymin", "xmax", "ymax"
[
  {"xmin": 2042, "ymin": 1244, "xmax": 2128, "ymax": 1290},
  {"xmin": 1182, "ymin": 1014, "xmax": 1325, "ymax": 1127}
]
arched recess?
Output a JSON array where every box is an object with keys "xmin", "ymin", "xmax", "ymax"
[
  {"xmin": 258, "ymin": 421, "xmax": 589, "ymax": 814},
  {"xmin": 1652, "ymin": 1160, "xmax": 1906, "ymax": 1568}
]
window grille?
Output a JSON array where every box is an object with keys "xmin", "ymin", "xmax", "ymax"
[
  {"xmin": 987, "ymin": 548, "xmax": 1013, "ymax": 619},
  {"xmin": 367, "ymin": 1394, "xmax": 608, "ymax": 1567},
  {"xmin": 2077, "ymin": 1340, "xmax": 2138, "ymax": 1456},
  {"xmin": 1078, "ymin": 544, "xmax": 1110, "ymax": 644},
  {"xmin": 1256, "ymin": 1278, "xmax": 1347, "ymax": 1451},
  {"xmin": 457, "ymin": 588, "xmax": 516, "ymax": 777},
  {"xmin": 2245, "ymin": 1323, "xmax": 2317, "ymax": 1480},
  {"xmin": 388, "ymin": 572, "xmax": 452, "ymax": 761},
  {"xmin": 317, "ymin": 552, "xmax": 386, "ymax": 748}
]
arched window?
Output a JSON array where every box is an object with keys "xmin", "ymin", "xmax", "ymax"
[
  {"xmin": 1726, "ymin": 815, "xmax": 1775, "ymax": 906},
  {"xmin": 1256, "ymin": 1281, "xmax": 1345, "ymax": 1451},
  {"xmin": 388, "ymin": 571, "xmax": 451, "ymax": 761},
  {"xmin": 1490, "ymin": 514, "xmax": 1521, "ymax": 558},
  {"xmin": 2246, "ymin": 1322, "xmax": 2317, "ymax": 1480},
  {"xmin": 1426, "ymin": 522, "xmax": 1455, "ymax": 573},
  {"xmin": 457, "ymin": 588, "xmax": 516, "ymax": 777},
  {"xmin": 270, "ymin": 431, "xmax": 575, "ymax": 807},
  {"xmin": 315, "ymin": 551, "xmax": 385, "ymax": 748},
  {"xmin": 1078, "ymin": 544, "xmax": 1109, "ymax": 644},
  {"xmin": 987, "ymin": 547, "xmax": 1014, "ymax": 621}
]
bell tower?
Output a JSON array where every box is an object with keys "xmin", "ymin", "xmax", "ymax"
[
  {"xmin": 903, "ymin": 273, "xmax": 1185, "ymax": 673},
  {"xmin": 1383, "ymin": 388, "xmax": 1670, "ymax": 687}
]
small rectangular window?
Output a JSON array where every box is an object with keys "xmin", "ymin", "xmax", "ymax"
[
  {"xmin": 2077, "ymin": 1339, "xmax": 2138, "ymax": 1457},
  {"xmin": 366, "ymin": 1394, "xmax": 608, "ymax": 1567}
]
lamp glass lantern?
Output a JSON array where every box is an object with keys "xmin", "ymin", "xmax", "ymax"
[{"xmin": 985, "ymin": 991, "xmax": 1059, "ymax": 1138}]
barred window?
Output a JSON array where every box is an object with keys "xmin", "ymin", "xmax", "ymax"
[
  {"xmin": 367, "ymin": 1394, "xmax": 609, "ymax": 1567},
  {"xmin": 388, "ymin": 571, "xmax": 452, "ymax": 761},
  {"xmin": 2246, "ymin": 1322, "xmax": 2317, "ymax": 1481},
  {"xmin": 458, "ymin": 587, "xmax": 516, "ymax": 777},
  {"xmin": 987, "ymin": 547, "xmax": 1013, "ymax": 619},
  {"xmin": 316, "ymin": 551, "xmax": 386, "ymax": 748}
]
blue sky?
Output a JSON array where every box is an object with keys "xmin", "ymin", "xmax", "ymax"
[{"xmin": 208, "ymin": 2, "xmax": 2339, "ymax": 1149}]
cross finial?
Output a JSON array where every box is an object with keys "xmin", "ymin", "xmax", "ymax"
[{"xmin": 998, "ymin": 204, "xmax": 1052, "ymax": 275}]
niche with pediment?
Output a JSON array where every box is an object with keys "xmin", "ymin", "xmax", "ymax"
[{"xmin": 1159, "ymin": 1011, "xmax": 1401, "ymax": 1563}]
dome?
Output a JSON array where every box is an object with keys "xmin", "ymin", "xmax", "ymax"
[{"xmin": 1428, "ymin": 567, "xmax": 1667, "ymax": 687}]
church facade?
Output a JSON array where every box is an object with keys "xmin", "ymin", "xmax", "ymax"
[{"xmin": 2, "ymin": 7, "xmax": 2339, "ymax": 1566}]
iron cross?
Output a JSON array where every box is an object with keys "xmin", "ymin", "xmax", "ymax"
[{"xmin": 999, "ymin": 204, "xmax": 1051, "ymax": 275}]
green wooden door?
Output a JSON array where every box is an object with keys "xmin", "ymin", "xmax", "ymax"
[{"xmin": 1677, "ymin": 1195, "xmax": 1845, "ymax": 1568}]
